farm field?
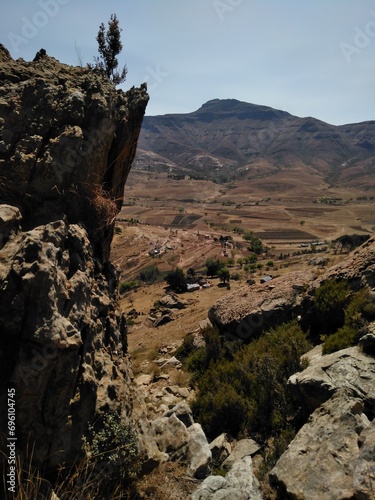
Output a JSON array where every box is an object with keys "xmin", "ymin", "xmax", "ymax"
[{"xmin": 111, "ymin": 170, "xmax": 375, "ymax": 366}]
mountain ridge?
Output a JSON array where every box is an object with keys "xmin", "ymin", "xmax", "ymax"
[{"xmin": 134, "ymin": 98, "xmax": 375, "ymax": 188}]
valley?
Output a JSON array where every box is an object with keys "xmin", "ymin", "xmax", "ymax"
[{"xmin": 112, "ymin": 168, "xmax": 375, "ymax": 369}]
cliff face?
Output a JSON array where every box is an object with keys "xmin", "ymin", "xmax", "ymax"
[
  {"xmin": 0, "ymin": 45, "xmax": 149, "ymax": 468},
  {"xmin": 0, "ymin": 44, "xmax": 148, "ymax": 260}
]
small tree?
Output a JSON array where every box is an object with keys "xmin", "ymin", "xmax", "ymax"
[
  {"xmin": 92, "ymin": 13, "xmax": 127, "ymax": 84},
  {"xmin": 218, "ymin": 267, "xmax": 230, "ymax": 284},
  {"xmin": 166, "ymin": 268, "xmax": 188, "ymax": 293}
]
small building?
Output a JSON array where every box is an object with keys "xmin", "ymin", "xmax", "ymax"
[
  {"xmin": 187, "ymin": 283, "xmax": 200, "ymax": 292},
  {"xmin": 260, "ymin": 276, "xmax": 273, "ymax": 284}
]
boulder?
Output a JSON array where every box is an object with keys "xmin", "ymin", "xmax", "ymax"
[
  {"xmin": 192, "ymin": 456, "xmax": 262, "ymax": 500},
  {"xmin": 222, "ymin": 438, "xmax": 261, "ymax": 471},
  {"xmin": 208, "ymin": 270, "xmax": 316, "ymax": 339},
  {"xmin": 158, "ymin": 292, "xmax": 188, "ymax": 309},
  {"xmin": 187, "ymin": 423, "xmax": 212, "ymax": 479},
  {"xmin": 289, "ymin": 345, "xmax": 375, "ymax": 411},
  {"xmin": 164, "ymin": 401, "xmax": 195, "ymax": 427},
  {"xmin": 209, "ymin": 433, "xmax": 233, "ymax": 464},
  {"xmin": 151, "ymin": 414, "xmax": 189, "ymax": 461},
  {"xmin": 270, "ymin": 389, "xmax": 371, "ymax": 500},
  {"xmin": 353, "ymin": 419, "xmax": 375, "ymax": 499}
]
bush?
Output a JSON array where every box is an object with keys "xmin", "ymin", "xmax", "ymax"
[
  {"xmin": 322, "ymin": 287, "xmax": 375, "ymax": 354},
  {"xmin": 118, "ymin": 280, "xmax": 138, "ymax": 293},
  {"xmin": 165, "ymin": 268, "xmax": 188, "ymax": 293},
  {"xmin": 83, "ymin": 411, "xmax": 139, "ymax": 484},
  {"xmin": 139, "ymin": 265, "xmax": 163, "ymax": 283},
  {"xmin": 191, "ymin": 321, "xmax": 311, "ymax": 440},
  {"xmin": 314, "ymin": 279, "xmax": 349, "ymax": 334}
]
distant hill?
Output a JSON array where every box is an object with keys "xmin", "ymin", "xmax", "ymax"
[{"xmin": 134, "ymin": 99, "xmax": 375, "ymax": 188}]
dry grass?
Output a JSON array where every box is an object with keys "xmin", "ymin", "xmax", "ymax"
[{"xmin": 135, "ymin": 462, "xmax": 199, "ymax": 500}]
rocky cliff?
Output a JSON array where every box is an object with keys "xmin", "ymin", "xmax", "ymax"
[{"xmin": 0, "ymin": 45, "xmax": 149, "ymax": 470}]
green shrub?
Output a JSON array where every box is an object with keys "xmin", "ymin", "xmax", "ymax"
[
  {"xmin": 191, "ymin": 321, "xmax": 311, "ymax": 440},
  {"xmin": 118, "ymin": 280, "xmax": 138, "ymax": 293},
  {"xmin": 83, "ymin": 411, "xmax": 139, "ymax": 484},
  {"xmin": 322, "ymin": 325, "xmax": 358, "ymax": 354},
  {"xmin": 322, "ymin": 287, "xmax": 375, "ymax": 354},
  {"xmin": 139, "ymin": 265, "xmax": 163, "ymax": 283},
  {"xmin": 314, "ymin": 279, "xmax": 349, "ymax": 333},
  {"xmin": 165, "ymin": 268, "xmax": 188, "ymax": 292}
]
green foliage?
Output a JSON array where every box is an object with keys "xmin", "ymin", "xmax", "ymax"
[
  {"xmin": 83, "ymin": 411, "xmax": 139, "ymax": 484},
  {"xmin": 322, "ymin": 288, "xmax": 375, "ymax": 354},
  {"xmin": 191, "ymin": 321, "xmax": 311, "ymax": 440},
  {"xmin": 92, "ymin": 14, "xmax": 127, "ymax": 84},
  {"xmin": 205, "ymin": 258, "xmax": 226, "ymax": 277},
  {"xmin": 314, "ymin": 279, "xmax": 349, "ymax": 333},
  {"xmin": 218, "ymin": 267, "xmax": 230, "ymax": 284},
  {"xmin": 165, "ymin": 268, "xmax": 188, "ymax": 292},
  {"xmin": 243, "ymin": 231, "xmax": 263, "ymax": 254},
  {"xmin": 118, "ymin": 280, "xmax": 138, "ymax": 294},
  {"xmin": 139, "ymin": 265, "xmax": 163, "ymax": 284}
]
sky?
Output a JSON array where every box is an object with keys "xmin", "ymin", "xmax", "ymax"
[{"xmin": 0, "ymin": 0, "xmax": 374, "ymax": 125}]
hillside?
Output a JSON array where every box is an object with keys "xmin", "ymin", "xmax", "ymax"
[{"xmin": 134, "ymin": 98, "xmax": 375, "ymax": 189}]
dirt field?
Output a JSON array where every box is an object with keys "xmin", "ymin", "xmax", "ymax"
[{"xmin": 111, "ymin": 170, "xmax": 375, "ymax": 368}]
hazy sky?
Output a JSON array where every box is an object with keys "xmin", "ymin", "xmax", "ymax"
[{"xmin": 1, "ymin": 0, "xmax": 374, "ymax": 124}]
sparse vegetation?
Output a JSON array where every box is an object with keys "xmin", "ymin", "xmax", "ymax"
[{"xmin": 91, "ymin": 14, "xmax": 127, "ymax": 84}]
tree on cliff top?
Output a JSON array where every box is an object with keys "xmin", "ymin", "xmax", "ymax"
[{"xmin": 92, "ymin": 14, "xmax": 127, "ymax": 85}]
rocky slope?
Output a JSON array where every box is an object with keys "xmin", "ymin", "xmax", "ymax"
[{"xmin": 0, "ymin": 45, "xmax": 149, "ymax": 469}]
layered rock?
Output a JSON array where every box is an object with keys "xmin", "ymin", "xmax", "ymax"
[{"xmin": 0, "ymin": 47, "xmax": 149, "ymax": 469}]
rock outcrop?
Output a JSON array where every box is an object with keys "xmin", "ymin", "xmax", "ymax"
[
  {"xmin": 270, "ymin": 389, "xmax": 373, "ymax": 500},
  {"xmin": 209, "ymin": 238, "xmax": 375, "ymax": 339},
  {"xmin": 0, "ymin": 44, "xmax": 148, "ymax": 261},
  {"xmin": 0, "ymin": 46, "xmax": 149, "ymax": 469},
  {"xmin": 208, "ymin": 270, "xmax": 316, "ymax": 339}
]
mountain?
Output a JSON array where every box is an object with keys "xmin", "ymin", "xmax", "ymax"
[{"xmin": 134, "ymin": 98, "xmax": 375, "ymax": 188}]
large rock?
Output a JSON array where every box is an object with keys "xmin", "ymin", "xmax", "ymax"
[
  {"xmin": 0, "ymin": 45, "xmax": 148, "ymax": 260},
  {"xmin": 208, "ymin": 270, "xmax": 315, "ymax": 339},
  {"xmin": 192, "ymin": 456, "xmax": 263, "ymax": 500},
  {"xmin": 289, "ymin": 345, "xmax": 375, "ymax": 411},
  {"xmin": 269, "ymin": 389, "xmax": 372, "ymax": 500},
  {"xmin": 0, "ymin": 46, "xmax": 149, "ymax": 470},
  {"xmin": 222, "ymin": 438, "xmax": 261, "ymax": 471},
  {"xmin": 353, "ymin": 419, "xmax": 375, "ymax": 500},
  {"xmin": 208, "ymin": 237, "xmax": 375, "ymax": 338},
  {"xmin": 187, "ymin": 423, "xmax": 212, "ymax": 479}
]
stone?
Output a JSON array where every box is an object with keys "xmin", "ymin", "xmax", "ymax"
[
  {"xmin": 135, "ymin": 374, "xmax": 153, "ymax": 386},
  {"xmin": 164, "ymin": 401, "xmax": 195, "ymax": 427},
  {"xmin": 158, "ymin": 292, "xmax": 188, "ymax": 309},
  {"xmin": 222, "ymin": 438, "xmax": 261, "ymax": 471},
  {"xmin": 208, "ymin": 270, "xmax": 316, "ymax": 339},
  {"xmin": 269, "ymin": 389, "xmax": 371, "ymax": 500},
  {"xmin": 187, "ymin": 423, "xmax": 212, "ymax": 479},
  {"xmin": 154, "ymin": 314, "xmax": 174, "ymax": 327},
  {"xmin": 353, "ymin": 419, "xmax": 375, "ymax": 499},
  {"xmin": 209, "ymin": 433, "xmax": 232, "ymax": 464},
  {"xmin": 0, "ymin": 46, "xmax": 150, "ymax": 470},
  {"xmin": 151, "ymin": 414, "xmax": 189, "ymax": 461},
  {"xmin": 192, "ymin": 456, "xmax": 262, "ymax": 500},
  {"xmin": 289, "ymin": 345, "xmax": 375, "ymax": 411},
  {"xmin": 160, "ymin": 356, "xmax": 182, "ymax": 369},
  {"xmin": 0, "ymin": 204, "xmax": 21, "ymax": 248}
]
